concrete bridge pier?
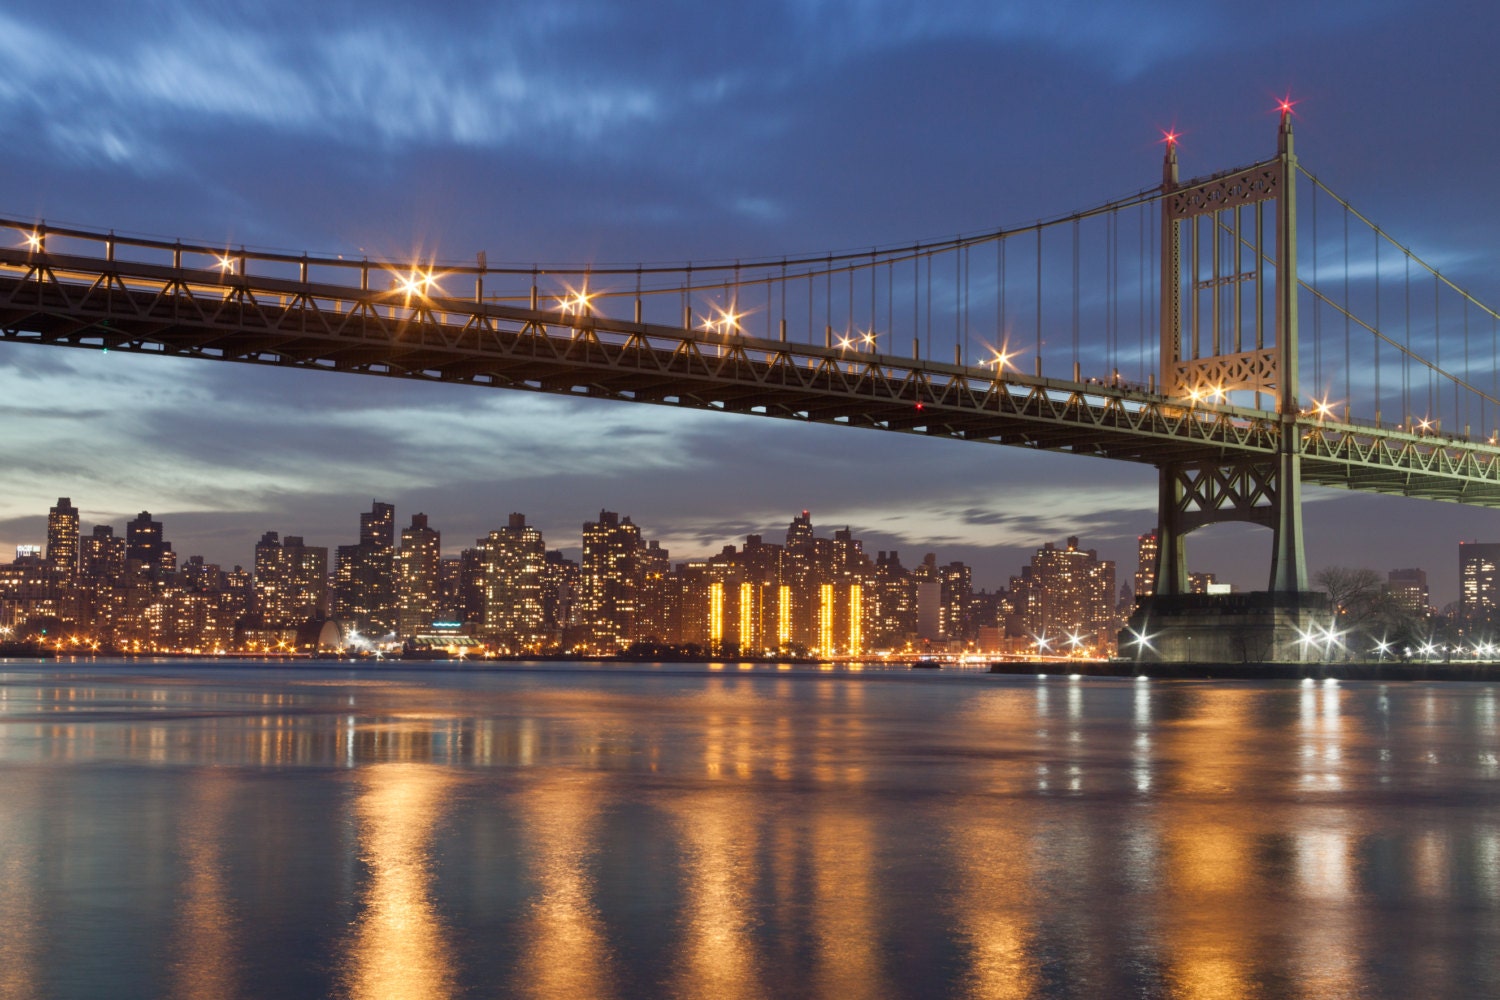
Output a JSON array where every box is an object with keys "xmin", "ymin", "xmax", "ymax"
[{"xmin": 1119, "ymin": 592, "xmax": 1332, "ymax": 665}]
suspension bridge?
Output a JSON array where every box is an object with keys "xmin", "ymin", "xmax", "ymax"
[{"xmin": 1, "ymin": 108, "xmax": 1495, "ymax": 660}]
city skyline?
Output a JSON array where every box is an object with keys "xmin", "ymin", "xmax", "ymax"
[
  {"xmin": 0, "ymin": 490, "xmax": 1473, "ymax": 610},
  {"xmin": 3, "ymin": 3, "xmax": 1500, "ymax": 606}
]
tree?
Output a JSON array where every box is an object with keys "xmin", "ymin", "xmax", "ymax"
[{"xmin": 1315, "ymin": 566, "xmax": 1421, "ymax": 660}]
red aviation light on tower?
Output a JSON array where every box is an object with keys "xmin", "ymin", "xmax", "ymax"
[
  {"xmin": 1277, "ymin": 94, "xmax": 1298, "ymax": 117},
  {"xmin": 1159, "ymin": 128, "xmax": 1180, "ymax": 147}
]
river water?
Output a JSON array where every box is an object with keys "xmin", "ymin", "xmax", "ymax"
[{"xmin": 0, "ymin": 659, "xmax": 1497, "ymax": 999}]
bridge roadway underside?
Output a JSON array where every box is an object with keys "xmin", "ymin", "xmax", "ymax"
[{"xmin": 2, "ymin": 258, "xmax": 1500, "ymax": 507}]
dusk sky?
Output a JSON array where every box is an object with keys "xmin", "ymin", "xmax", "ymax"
[{"xmin": 1, "ymin": 1, "xmax": 1497, "ymax": 604}]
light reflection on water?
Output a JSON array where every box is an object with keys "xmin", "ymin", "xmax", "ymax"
[{"xmin": 2, "ymin": 662, "xmax": 1500, "ymax": 997}]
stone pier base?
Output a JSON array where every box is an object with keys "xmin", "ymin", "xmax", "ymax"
[{"xmin": 1118, "ymin": 591, "xmax": 1333, "ymax": 664}]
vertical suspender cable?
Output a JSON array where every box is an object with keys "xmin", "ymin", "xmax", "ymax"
[
  {"xmin": 926, "ymin": 253, "xmax": 933, "ymax": 361},
  {"xmin": 1139, "ymin": 201, "xmax": 1146, "ymax": 382},
  {"xmin": 875, "ymin": 256, "xmax": 887, "ymax": 349},
  {"xmin": 1035, "ymin": 227, "xmax": 1043, "ymax": 376},
  {"xmin": 1404, "ymin": 253, "xmax": 1412, "ymax": 425},
  {"xmin": 1343, "ymin": 207, "xmax": 1351, "ymax": 418},
  {"xmin": 960, "ymin": 244, "xmax": 968, "ymax": 365},
  {"xmin": 1432, "ymin": 274, "xmax": 1439, "ymax": 425},
  {"xmin": 1072, "ymin": 218, "xmax": 1080, "ymax": 377},
  {"xmin": 1311, "ymin": 181, "xmax": 1320, "ymax": 394},
  {"xmin": 999, "ymin": 234, "xmax": 1007, "ymax": 347},
  {"xmin": 1374, "ymin": 233, "xmax": 1381, "ymax": 424}
]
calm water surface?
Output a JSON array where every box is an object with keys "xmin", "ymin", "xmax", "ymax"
[{"xmin": 1, "ymin": 659, "xmax": 1498, "ymax": 999}]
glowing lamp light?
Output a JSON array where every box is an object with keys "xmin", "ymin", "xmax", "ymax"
[
  {"xmin": 988, "ymin": 345, "xmax": 1016, "ymax": 372},
  {"xmin": 1278, "ymin": 95, "xmax": 1298, "ymax": 116},
  {"xmin": 215, "ymin": 254, "xmax": 235, "ymax": 274},
  {"xmin": 557, "ymin": 287, "xmax": 596, "ymax": 316},
  {"xmin": 395, "ymin": 267, "xmax": 442, "ymax": 299},
  {"xmin": 1160, "ymin": 129, "xmax": 1180, "ymax": 147},
  {"xmin": 23, "ymin": 231, "xmax": 41, "ymax": 250}
]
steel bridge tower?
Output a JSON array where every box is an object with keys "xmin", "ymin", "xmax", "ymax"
[{"xmin": 1131, "ymin": 108, "xmax": 1328, "ymax": 663}]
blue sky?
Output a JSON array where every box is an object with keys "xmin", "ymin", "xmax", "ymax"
[{"xmin": 1, "ymin": 0, "xmax": 1496, "ymax": 604}]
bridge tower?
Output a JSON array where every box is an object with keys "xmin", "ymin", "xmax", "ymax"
[{"xmin": 1130, "ymin": 108, "xmax": 1328, "ymax": 663}]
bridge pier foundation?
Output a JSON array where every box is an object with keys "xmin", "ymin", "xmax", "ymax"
[{"xmin": 1119, "ymin": 592, "xmax": 1332, "ymax": 665}]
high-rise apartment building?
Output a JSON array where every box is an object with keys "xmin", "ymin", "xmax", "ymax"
[
  {"xmin": 541, "ymin": 550, "xmax": 579, "ymax": 637},
  {"xmin": 1135, "ymin": 530, "xmax": 1158, "ymax": 601},
  {"xmin": 397, "ymin": 513, "xmax": 442, "ymax": 640},
  {"xmin": 254, "ymin": 532, "xmax": 328, "ymax": 625},
  {"xmin": 46, "ymin": 498, "xmax": 79, "ymax": 584},
  {"xmin": 579, "ymin": 510, "xmax": 643, "ymax": 648},
  {"xmin": 80, "ymin": 525, "xmax": 125, "ymax": 584},
  {"xmin": 333, "ymin": 501, "xmax": 397, "ymax": 635},
  {"xmin": 871, "ymin": 551, "xmax": 915, "ymax": 648},
  {"xmin": 483, "ymin": 513, "xmax": 546, "ymax": 650},
  {"xmin": 125, "ymin": 511, "xmax": 171, "ymax": 577},
  {"xmin": 1006, "ymin": 536, "xmax": 1118, "ymax": 653},
  {"xmin": 1460, "ymin": 542, "xmax": 1500, "ymax": 625}
]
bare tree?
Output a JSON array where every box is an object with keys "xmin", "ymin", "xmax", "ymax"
[
  {"xmin": 1315, "ymin": 566, "xmax": 1419, "ymax": 660},
  {"xmin": 1316, "ymin": 567, "xmax": 1383, "ymax": 616}
]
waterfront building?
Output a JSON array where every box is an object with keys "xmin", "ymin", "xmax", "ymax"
[
  {"xmin": 483, "ymin": 513, "xmax": 546, "ymax": 651},
  {"xmin": 1460, "ymin": 542, "xmax": 1500, "ymax": 625},
  {"xmin": 871, "ymin": 551, "xmax": 916, "ymax": 648},
  {"xmin": 125, "ymin": 511, "xmax": 172, "ymax": 578},
  {"xmin": 333, "ymin": 501, "xmax": 397, "ymax": 636},
  {"xmin": 254, "ymin": 532, "xmax": 328, "ymax": 626},
  {"xmin": 939, "ymin": 559, "xmax": 973, "ymax": 642},
  {"xmin": 46, "ymin": 498, "xmax": 79, "ymax": 585},
  {"xmin": 1135, "ymin": 530, "xmax": 1158, "ymax": 601},
  {"xmin": 397, "ymin": 513, "xmax": 442, "ymax": 640},
  {"xmin": 578, "ymin": 510, "xmax": 644, "ymax": 649},
  {"xmin": 1006, "ymin": 536, "xmax": 1118, "ymax": 655},
  {"xmin": 634, "ymin": 540, "xmax": 673, "ymax": 643},
  {"xmin": 457, "ymin": 547, "xmax": 487, "ymax": 626},
  {"xmin": 541, "ymin": 550, "xmax": 580, "ymax": 639}
]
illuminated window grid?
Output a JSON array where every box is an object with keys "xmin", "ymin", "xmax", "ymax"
[
  {"xmin": 818, "ymin": 583, "xmax": 834, "ymax": 655},
  {"xmin": 777, "ymin": 584, "xmax": 791, "ymax": 648},
  {"xmin": 739, "ymin": 582, "xmax": 754, "ymax": 653},
  {"xmin": 848, "ymin": 583, "xmax": 862, "ymax": 654},
  {"xmin": 708, "ymin": 581, "xmax": 724, "ymax": 646}
]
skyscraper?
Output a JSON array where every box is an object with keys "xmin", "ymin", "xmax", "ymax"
[
  {"xmin": 125, "ymin": 511, "xmax": 170, "ymax": 576},
  {"xmin": 1135, "ymin": 530, "xmax": 1158, "ymax": 601},
  {"xmin": 484, "ymin": 513, "xmax": 546, "ymax": 650},
  {"xmin": 255, "ymin": 532, "xmax": 328, "ymax": 626},
  {"xmin": 333, "ymin": 501, "xmax": 397, "ymax": 635},
  {"xmin": 80, "ymin": 525, "xmax": 125, "ymax": 584},
  {"xmin": 1460, "ymin": 543, "xmax": 1500, "ymax": 625},
  {"xmin": 46, "ymin": 497, "xmax": 79, "ymax": 584},
  {"xmin": 398, "ymin": 513, "xmax": 442, "ymax": 640},
  {"xmin": 1007, "ymin": 536, "xmax": 1118, "ymax": 654},
  {"xmin": 579, "ymin": 510, "xmax": 643, "ymax": 649}
]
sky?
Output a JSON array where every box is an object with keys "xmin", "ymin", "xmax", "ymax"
[{"xmin": 1, "ymin": 0, "xmax": 1498, "ymax": 605}]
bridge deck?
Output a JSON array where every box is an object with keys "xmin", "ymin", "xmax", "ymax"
[{"xmin": 1, "ymin": 244, "xmax": 1499, "ymax": 507}]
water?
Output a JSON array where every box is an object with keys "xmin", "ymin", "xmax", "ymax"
[{"xmin": 1, "ymin": 660, "xmax": 1498, "ymax": 999}]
